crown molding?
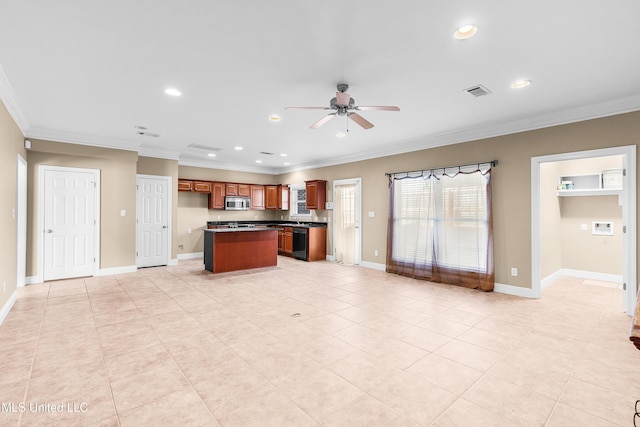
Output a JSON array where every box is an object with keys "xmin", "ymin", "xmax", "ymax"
[
  {"xmin": 25, "ymin": 127, "xmax": 141, "ymax": 153},
  {"xmin": 0, "ymin": 64, "xmax": 28, "ymax": 134},
  {"xmin": 178, "ymin": 158, "xmax": 279, "ymax": 175}
]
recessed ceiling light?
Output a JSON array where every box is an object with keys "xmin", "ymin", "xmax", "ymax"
[
  {"xmin": 256, "ymin": 160, "xmax": 263, "ymax": 163},
  {"xmin": 235, "ymin": 146, "xmax": 243, "ymax": 151},
  {"xmin": 269, "ymin": 115, "xmax": 281, "ymax": 122},
  {"xmin": 280, "ymin": 153, "xmax": 287, "ymax": 157},
  {"xmin": 336, "ymin": 132, "xmax": 346, "ymax": 138},
  {"xmin": 164, "ymin": 87, "xmax": 182, "ymax": 96},
  {"xmin": 208, "ymin": 153, "xmax": 216, "ymax": 158},
  {"xmin": 284, "ymin": 162, "xmax": 290, "ymax": 166},
  {"xmin": 511, "ymin": 79, "xmax": 532, "ymax": 89},
  {"xmin": 454, "ymin": 24, "xmax": 478, "ymax": 40}
]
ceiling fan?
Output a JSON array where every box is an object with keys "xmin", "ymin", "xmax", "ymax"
[{"xmin": 285, "ymin": 83, "xmax": 400, "ymax": 130}]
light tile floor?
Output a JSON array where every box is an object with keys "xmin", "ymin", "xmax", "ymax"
[{"xmin": 0, "ymin": 257, "xmax": 638, "ymax": 426}]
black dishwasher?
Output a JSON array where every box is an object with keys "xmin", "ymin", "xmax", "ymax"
[{"xmin": 292, "ymin": 227, "xmax": 308, "ymax": 260}]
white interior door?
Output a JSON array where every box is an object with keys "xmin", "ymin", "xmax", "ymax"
[
  {"xmin": 137, "ymin": 175, "xmax": 169, "ymax": 268},
  {"xmin": 333, "ymin": 178, "xmax": 362, "ymax": 266},
  {"xmin": 43, "ymin": 168, "xmax": 97, "ymax": 281}
]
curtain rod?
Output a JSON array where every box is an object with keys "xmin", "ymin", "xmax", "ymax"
[{"xmin": 384, "ymin": 159, "xmax": 498, "ymax": 177}]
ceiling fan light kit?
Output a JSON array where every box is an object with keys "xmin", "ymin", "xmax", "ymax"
[{"xmin": 286, "ymin": 83, "xmax": 400, "ymax": 130}]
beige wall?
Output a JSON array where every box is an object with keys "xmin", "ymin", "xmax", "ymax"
[
  {"xmin": 0, "ymin": 99, "xmax": 27, "ymax": 312},
  {"xmin": 26, "ymin": 139, "xmax": 138, "ymax": 275}
]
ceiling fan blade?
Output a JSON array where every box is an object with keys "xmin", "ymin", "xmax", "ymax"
[
  {"xmin": 355, "ymin": 106, "xmax": 400, "ymax": 111},
  {"xmin": 310, "ymin": 113, "xmax": 336, "ymax": 129},
  {"xmin": 348, "ymin": 112, "xmax": 374, "ymax": 129},
  {"xmin": 285, "ymin": 106, "xmax": 330, "ymax": 110}
]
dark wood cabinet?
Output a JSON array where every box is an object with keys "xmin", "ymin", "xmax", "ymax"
[
  {"xmin": 284, "ymin": 227, "xmax": 293, "ymax": 254},
  {"xmin": 305, "ymin": 180, "xmax": 327, "ymax": 210},
  {"xmin": 178, "ymin": 179, "xmax": 193, "ymax": 192},
  {"xmin": 209, "ymin": 182, "xmax": 226, "ymax": 209},
  {"xmin": 250, "ymin": 185, "xmax": 265, "ymax": 210},
  {"xmin": 265, "ymin": 185, "xmax": 278, "ymax": 209},
  {"xmin": 193, "ymin": 181, "xmax": 212, "ymax": 193},
  {"xmin": 226, "ymin": 183, "xmax": 250, "ymax": 197},
  {"xmin": 307, "ymin": 227, "xmax": 327, "ymax": 261}
]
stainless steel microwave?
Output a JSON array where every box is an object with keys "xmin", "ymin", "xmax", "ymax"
[{"xmin": 224, "ymin": 196, "xmax": 251, "ymax": 210}]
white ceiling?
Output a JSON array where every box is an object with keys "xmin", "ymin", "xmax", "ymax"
[{"xmin": 1, "ymin": 1, "xmax": 639, "ymax": 174}]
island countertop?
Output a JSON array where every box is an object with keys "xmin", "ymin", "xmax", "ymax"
[{"xmin": 203, "ymin": 227, "xmax": 279, "ymax": 233}]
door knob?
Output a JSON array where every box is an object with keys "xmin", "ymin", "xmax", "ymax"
[
  {"xmin": 46, "ymin": 229, "xmax": 53, "ymax": 233},
  {"xmin": 162, "ymin": 225, "xmax": 167, "ymax": 229}
]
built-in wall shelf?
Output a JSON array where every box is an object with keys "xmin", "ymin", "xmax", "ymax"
[{"xmin": 556, "ymin": 189, "xmax": 621, "ymax": 197}]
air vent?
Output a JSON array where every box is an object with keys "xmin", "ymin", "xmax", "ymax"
[
  {"xmin": 464, "ymin": 85, "xmax": 492, "ymax": 97},
  {"xmin": 137, "ymin": 131, "xmax": 160, "ymax": 137},
  {"xmin": 188, "ymin": 143, "xmax": 223, "ymax": 151}
]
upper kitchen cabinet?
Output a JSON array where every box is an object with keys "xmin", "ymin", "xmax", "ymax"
[
  {"xmin": 251, "ymin": 185, "xmax": 265, "ymax": 210},
  {"xmin": 265, "ymin": 185, "xmax": 289, "ymax": 210},
  {"xmin": 209, "ymin": 182, "xmax": 226, "ymax": 209},
  {"xmin": 226, "ymin": 183, "xmax": 250, "ymax": 197},
  {"xmin": 178, "ymin": 179, "xmax": 193, "ymax": 192},
  {"xmin": 305, "ymin": 180, "xmax": 326, "ymax": 210},
  {"xmin": 193, "ymin": 181, "xmax": 212, "ymax": 193}
]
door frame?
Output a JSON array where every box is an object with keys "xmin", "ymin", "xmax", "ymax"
[
  {"xmin": 16, "ymin": 154, "xmax": 27, "ymax": 287},
  {"xmin": 37, "ymin": 165, "xmax": 100, "ymax": 283},
  {"xmin": 136, "ymin": 174, "xmax": 172, "ymax": 268},
  {"xmin": 531, "ymin": 145, "xmax": 636, "ymax": 315},
  {"xmin": 333, "ymin": 177, "xmax": 362, "ymax": 266}
]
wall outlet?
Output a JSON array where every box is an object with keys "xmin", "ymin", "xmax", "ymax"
[
  {"xmin": 120, "ymin": 209, "xmax": 126, "ymax": 217},
  {"xmin": 368, "ymin": 211, "xmax": 375, "ymax": 218},
  {"xmin": 581, "ymin": 224, "xmax": 588, "ymax": 231},
  {"xmin": 374, "ymin": 250, "xmax": 379, "ymax": 257},
  {"xmin": 187, "ymin": 228, "xmax": 192, "ymax": 234},
  {"xmin": 511, "ymin": 267, "xmax": 518, "ymax": 277}
]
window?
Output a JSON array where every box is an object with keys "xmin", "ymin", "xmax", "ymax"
[
  {"xmin": 386, "ymin": 165, "xmax": 494, "ymax": 291},
  {"xmin": 290, "ymin": 185, "xmax": 311, "ymax": 217}
]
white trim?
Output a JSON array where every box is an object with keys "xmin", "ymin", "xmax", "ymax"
[
  {"xmin": 38, "ymin": 165, "xmax": 101, "ymax": 282},
  {"xmin": 136, "ymin": 174, "xmax": 172, "ymax": 268},
  {"xmin": 541, "ymin": 270, "xmax": 564, "ymax": 290},
  {"xmin": 333, "ymin": 178, "xmax": 363, "ymax": 267},
  {"xmin": 168, "ymin": 258, "xmax": 179, "ymax": 266},
  {"xmin": 16, "ymin": 154, "xmax": 27, "ymax": 287},
  {"xmin": 178, "ymin": 252, "xmax": 203, "ymax": 260},
  {"xmin": 493, "ymin": 282, "xmax": 537, "ymax": 298},
  {"xmin": 541, "ymin": 268, "xmax": 623, "ymax": 289},
  {"xmin": 0, "ymin": 65, "xmax": 28, "ymax": 133},
  {"xmin": 532, "ymin": 145, "xmax": 637, "ymax": 315},
  {"xmin": 326, "ymin": 255, "xmax": 336, "ymax": 262},
  {"xmin": 97, "ymin": 265, "xmax": 137, "ymax": 276},
  {"xmin": 0, "ymin": 290, "xmax": 17, "ymax": 326},
  {"xmin": 359, "ymin": 260, "xmax": 386, "ymax": 271}
]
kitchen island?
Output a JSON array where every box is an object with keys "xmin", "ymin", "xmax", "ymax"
[{"xmin": 203, "ymin": 228, "xmax": 278, "ymax": 273}]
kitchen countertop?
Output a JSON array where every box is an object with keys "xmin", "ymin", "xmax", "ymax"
[
  {"xmin": 207, "ymin": 220, "xmax": 327, "ymax": 228},
  {"xmin": 203, "ymin": 227, "xmax": 278, "ymax": 233}
]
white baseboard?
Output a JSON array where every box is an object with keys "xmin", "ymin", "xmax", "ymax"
[
  {"xmin": 558, "ymin": 268, "xmax": 623, "ymax": 284},
  {"xmin": 97, "ymin": 265, "xmax": 137, "ymax": 276},
  {"xmin": 493, "ymin": 282, "xmax": 537, "ymax": 298},
  {"xmin": 25, "ymin": 275, "xmax": 41, "ymax": 285},
  {"xmin": 541, "ymin": 270, "xmax": 564, "ymax": 290},
  {"xmin": 178, "ymin": 252, "xmax": 203, "ymax": 260},
  {"xmin": 168, "ymin": 258, "xmax": 179, "ymax": 266},
  {"xmin": 326, "ymin": 255, "xmax": 336, "ymax": 262},
  {"xmin": 359, "ymin": 260, "xmax": 386, "ymax": 271},
  {"xmin": 0, "ymin": 291, "xmax": 17, "ymax": 326}
]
